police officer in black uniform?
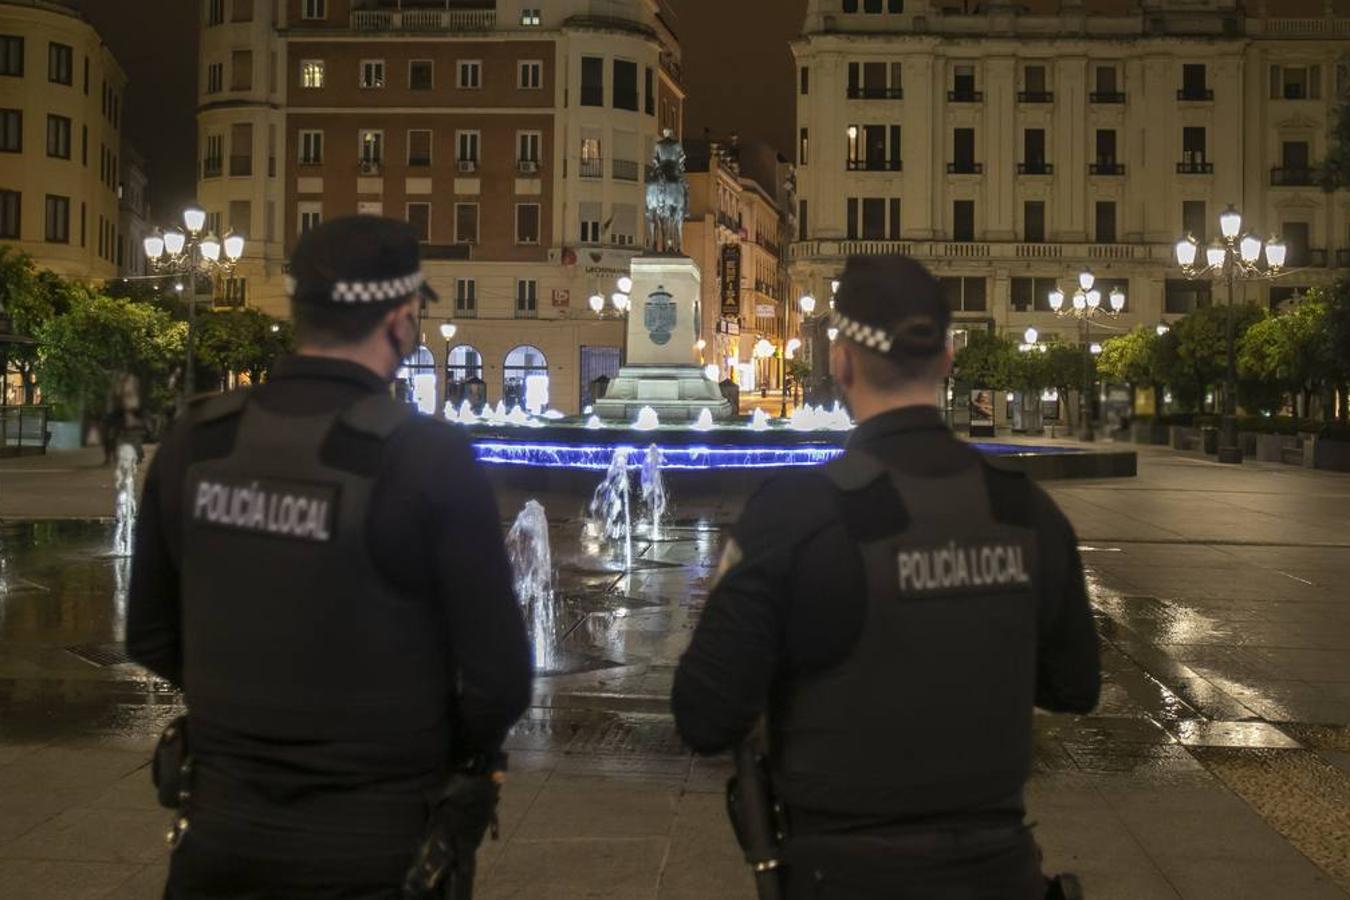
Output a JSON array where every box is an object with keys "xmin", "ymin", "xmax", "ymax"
[
  {"xmin": 672, "ymin": 255, "xmax": 1100, "ymax": 899},
  {"xmin": 127, "ymin": 216, "xmax": 533, "ymax": 899}
]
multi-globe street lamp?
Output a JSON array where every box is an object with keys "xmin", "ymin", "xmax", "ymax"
[
  {"xmin": 1174, "ymin": 205, "xmax": 1286, "ymax": 464},
  {"xmin": 1047, "ymin": 269, "xmax": 1125, "ymax": 442},
  {"xmin": 143, "ymin": 206, "xmax": 245, "ymax": 402}
]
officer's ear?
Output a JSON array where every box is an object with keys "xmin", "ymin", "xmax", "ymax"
[{"xmin": 832, "ymin": 340, "xmax": 856, "ymax": 391}]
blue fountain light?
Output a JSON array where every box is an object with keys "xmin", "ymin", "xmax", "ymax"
[{"xmin": 472, "ymin": 440, "xmax": 1080, "ymax": 471}]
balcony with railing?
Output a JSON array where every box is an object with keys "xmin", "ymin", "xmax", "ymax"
[
  {"xmin": 359, "ymin": 158, "xmax": 383, "ymax": 175},
  {"xmin": 847, "ymin": 86, "xmax": 903, "ymax": 100},
  {"xmin": 1017, "ymin": 91, "xmax": 1054, "ymax": 103},
  {"xmin": 947, "ymin": 89, "xmax": 983, "ymax": 103},
  {"xmin": 1090, "ymin": 162, "xmax": 1125, "ymax": 175},
  {"xmin": 789, "ymin": 238, "xmax": 1171, "ymax": 263},
  {"xmin": 1017, "ymin": 162, "xmax": 1053, "ymax": 175},
  {"xmin": 1176, "ymin": 160, "xmax": 1213, "ymax": 174},
  {"xmin": 202, "ymin": 157, "xmax": 222, "ymax": 178},
  {"xmin": 229, "ymin": 155, "xmax": 252, "ymax": 177},
  {"xmin": 847, "ymin": 158, "xmax": 902, "ymax": 172},
  {"xmin": 947, "ymin": 162, "xmax": 983, "ymax": 174},
  {"xmin": 716, "ymin": 211, "xmax": 741, "ymax": 233},
  {"xmin": 579, "ymin": 157, "xmax": 603, "ymax": 179},
  {"xmin": 1177, "ymin": 88, "xmax": 1214, "ymax": 101},
  {"xmin": 612, "ymin": 158, "xmax": 640, "ymax": 182},
  {"xmin": 1089, "ymin": 91, "xmax": 1126, "ymax": 103},
  {"xmin": 1270, "ymin": 167, "xmax": 1315, "ymax": 186},
  {"xmin": 350, "ymin": 6, "xmax": 495, "ymax": 32}
]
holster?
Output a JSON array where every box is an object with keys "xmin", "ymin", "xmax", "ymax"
[
  {"xmin": 726, "ymin": 739, "xmax": 787, "ymax": 900},
  {"xmin": 402, "ymin": 761, "xmax": 503, "ymax": 900},
  {"xmin": 152, "ymin": 715, "xmax": 191, "ymax": 811}
]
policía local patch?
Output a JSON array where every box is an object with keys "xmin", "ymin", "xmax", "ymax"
[
  {"xmin": 190, "ymin": 477, "xmax": 338, "ymax": 542},
  {"xmin": 897, "ymin": 538, "xmax": 1034, "ymax": 598}
]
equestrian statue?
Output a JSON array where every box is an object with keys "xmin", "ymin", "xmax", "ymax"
[{"xmin": 645, "ymin": 128, "xmax": 689, "ymax": 255}]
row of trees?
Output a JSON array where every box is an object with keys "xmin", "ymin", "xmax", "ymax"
[
  {"xmin": 0, "ymin": 248, "xmax": 292, "ymax": 423},
  {"xmin": 954, "ymin": 278, "xmax": 1350, "ymax": 426}
]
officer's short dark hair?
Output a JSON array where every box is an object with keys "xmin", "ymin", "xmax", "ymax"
[
  {"xmin": 291, "ymin": 296, "xmax": 411, "ymax": 348},
  {"xmin": 849, "ymin": 341, "xmax": 948, "ymax": 390}
]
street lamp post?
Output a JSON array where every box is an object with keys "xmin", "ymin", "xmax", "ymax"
[
  {"xmin": 439, "ymin": 322, "xmax": 458, "ymax": 414},
  {"xmin": 1047, "ymin": 269, "xmax": 1125, "ymax": 442},
  {"xmin": 1174, "ymin": 206, "xmax": 1285, "ymax": 464},
  {"xmin": 143, "ymin": 207, "xmax": 245, "ymax": 403}
]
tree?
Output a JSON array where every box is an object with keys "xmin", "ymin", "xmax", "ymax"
[
  {"xmin": 1168, "ymin": 302, "xmax": 1264, "ymax": 412},
  {"xmin": 0, "ymin": 248, "xmax": 74, "ymax": 404},
  {"xmin": 1240, "ymin": 287, "xmax": 1348, "ymax": 420},
  {"xmin": 36, "ymin": 291, "xmax": 186, "ymax": 417},
  {"xmin": 953, "ymin": 330, "xmax": 1015, "ymax": 389},
  {"xmin": 195, "ymin": 308, "xmax": 293, "ymax": 387},
  {"xmin": 1096, "ymin": 327, "xmax": 1157, "ymax": 388}
]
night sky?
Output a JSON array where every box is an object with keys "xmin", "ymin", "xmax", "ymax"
[{"xmin": 82, "ymin": 0, "xmax": 805, "ymax": 220}]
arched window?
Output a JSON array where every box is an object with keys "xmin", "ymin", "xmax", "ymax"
[
  {"xmin": 397, "ymin": 344, "xmax": 436, "ymax": 413},
  {"xmin": 503, "ymin": 345, "xmax": 549, "ymax": 412},
  {"xmin": 446, "ymin": 344, "xmax": 484, "ymax": 409}
]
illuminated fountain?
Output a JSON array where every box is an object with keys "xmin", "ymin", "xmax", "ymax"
[
  {"xmin": 506, "ymin": 500, "xmax": 558, "ymax": 672},
  {"xmin": 110, "ymin": 445, "xmax": 138, "ymax": 558},
  {"xmin": 640, "ymin": 445, "xmax": 667, "ymax": 539},
  {"xmin": 587, "ymin": 448, "xmax": 633, "ymax": 570}
]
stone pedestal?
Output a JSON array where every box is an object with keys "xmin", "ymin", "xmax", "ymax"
[{"xmin": 594, "ymin": 255, "xmax": 732, "ymax": 423}]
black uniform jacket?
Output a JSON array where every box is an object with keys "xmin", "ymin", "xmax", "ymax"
[
  {"xmin": 671, "ymin": 405, "xmax": 1100, "ymax": 758},
  {"xmin": 126, "ymin": 356, "xmax": 532, "ymax": 856}
]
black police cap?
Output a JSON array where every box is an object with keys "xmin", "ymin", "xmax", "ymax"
[
  {"xmin": 288, "ymin": 216, "xmax": 439, "ymax": 307},
  {"xmin": 831, "ymin": 255, "xmax": 949, "ymax": 360}
]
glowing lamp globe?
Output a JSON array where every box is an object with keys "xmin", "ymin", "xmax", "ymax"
[
  {"xmin": 1077, "ymin": 270, "xmax": 1095, "ymax": 292},
  {"xmin": 1205, "ymin": 242, "xmax": 1226, "ymax": 269},
  {"xmin": 163, "ymin": 229, "xmax": 186, "ymax": 256},
  {"xmin": 1219, "ymin": 205, "xmax": 1242, "ymax": 240},
  {"xmin": 695, "ymin": 338, "xmax": 707, "ymax": 351},
  {"xmin": 1086, "ymin": 289, "xmax": 1101, "ymax": 310},
  {"xmin": 611, "ymin": 292, "xmax": 630, "ymax": 311},
  {"xmin": 1090, "ymin": 343, "xmax": 1103, "ymax": 355},
  {"xmin": 617, "ymin": 276, "xmax": 633, "ymax": 294},
  {"xmin": 799, "ymin": 294, "xmax": 817, "ymax": 316},
  {"xmin": 1265, "ymin": 237, "xmax": 1287, "ymax": 269},
  {"xmin": 223, "ymin": 232, "xmax": 245, "ymax": 261},
  {"xmin": 753, "ymin": 338, "xmax": 774, "ymax": 359},
  {"xmin": 199, "ymin": 234, "xmax": 222, "ymax": 262},
  {"xmin": 1048, "ymin": 288, "xmax": 1065, "ymax": 312},
  {"xmin": 588, "ymin": 293, "xmax": 604, "ymax": 313},
  {"xmin": 1239, "ymin": 233, "xmax": 1262, "ymax": 264},
  {"xmin": 183, "ymin": 207, "xmax": 207, "ymax": 234},
  {"xmin": 826, "ymin": 326, "xmax": 839, "ymax": 342},
  {"xmin": 830, "ymin": 279, "xmax": 841, "ymax": 294},
  {"xmin": 1175, "ymin": 237, "xmax": 1198, "ymax": 268},
  {"xmin": 1109, "ymin": 288, "xmax": 1126, "ymax": 312},
  {"xmin": 439, "ymin": 323, "xmax": 457, "ymax": 341},
  {"xmin": 1023, "ymin": 327, "xmax": 1038, "ymax": 345},
  {"xmin": 1072, "ymin": 290, "xmax": 1087, "ymax": 311},
  {"xmin": 1156, "ymin": 323, "xmax": 1170, "ymax": 336},
  {"xmin": 143, "ymin": 232, "xmax": 165, "ymax": 261}
]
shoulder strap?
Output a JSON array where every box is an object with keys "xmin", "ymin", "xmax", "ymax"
[
  {"xmin": 190, "ymin": 389, "xmax": 250, "ymax": 426},
  {"xmin": 339, "ymin": 392, "xmax": 416, "ymax": 439},
  {"xmin": 821, "ymin": 450, "xmax": 889, "ymax": 492}
]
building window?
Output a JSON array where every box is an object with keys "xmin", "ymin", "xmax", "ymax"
[
  {"xmin": 580, "ymin": 56, "xmax": 603, "ymax": 106},
  {"xmin": 579, "ymin": 135, "xmax": 602, "ymax": 177},
  {"xmin": 799, "ymin": 127, "xmax": 808, "ymax": 166},
  {"xmin": 1180, "ymin": 126, "xmax": 1209, "ymax": 173},
  {"xmin": 504, "ymin": 345, "xmax": 547, "ymax": 407},
  {"xmin": 613, "ymin": 59, "xmax": 638, "ymax": 111},
  {"xmin": 454, "ymin": 203, "xmax": 478, "ymax": 244},
  {"xmin": 228, "ymin": 199, "xmax": 251, "ymax": 235},
  {"xmin": 232, "ymin": 0, "xmax": 253, "ymax": 22},
  {"xmin": 1181, "ymin": 200, "xmax": 1207, "ymax": 242},
  {"xmin": 798, "ymin": 199, "xmax": 808, "ymax": 242},
  {"xmin": 1165, "ymin": 278, "xmax": 1210, "ymax": 314},
  {"xmin": 46, "ymin": 114, "xmax": 70, "ymax": 159},
  {"xmin": 950, "ymin": 64, "xmax": 979, "ymax": 102},
  {"xmin": 299, "ymin": 129, "xmax": 323, "ymax": 165},
  {"xmin": 1094, "ymin": 201, "xmax": 1116, "ymax": 244},
  {"xmin": 206, "ymin": 62, "xmax": 223, "ymax": 93},
  {"xmin": 611, "ymin": 203, "xmax": 637, "ymax": 245},
  {"xmin": 206, "ymin": 0, "xmax": 225, "ymax": 26},
  {"xmin": 800, "ymin": 66, "xmax": 809, "ymax": 95},
  {"xmin": 1023, "ymin": 201, "xmax": 1045, "ymax": 243},
  {"xmin": 953, "ymin": 200, "xmax": 975, "ymax": 241},
  {"xmin": 515, "ymin": 280, "xmax": 538, "ymax": 316},
  {"xmin": 516, "ymin": 204, "xmax": 541, "ymax": 245},
  {"xmin": 300, "ymin": 60, "xmax": 324, "ymax": 88},
  {"xmin": 456, "ymin": 131, "xmax": 480, "ymax": 169},
  {"xmin": 1092, "ymin": 129, "xmax": 1120, "ymax": 174},
  {"xmin": 941, "ymin": 277, "xmax": 987, "ymax": 312},
  {"xmin": 408, "ymin": 129, "xmax": 432, "ymax": 167},
  {"xmin": 302, "ymin": 0, "xmax": 326, "ymax": 20},
  {"xmin": 297, "ymin": 203, "xmax": 321, "ymax": 235},
  {"xmin": 0, "ymin": 108, "xmax": 21, "ymax": 152},
  {"xmin": 645, "ymin": 66, "xmax": 655, "ymax": 115},
  {"xmin": 407, "ymin": 202, "xmax": 430, "ymax": 242},
  {"xmin": 1091, "ymin": 65, "xmax": 1124, "ymax": 103},
  {"xmin": 847, "ymin": 60, "xmax": 902, "ymax": 99},
  {"xmin": 360, "ymin": 60, "xmax": 385, "ymax": 89},
  {"xmin": 230, "ymin": 122, "xmax": 253, "ymax": 176},
  {"xmin": 1011, "ymin": 277, "xmax": 1059, "ymax": 313},
  {"xmin": 48, "ymin": 42, "xmax": 72, "ymax": 85},
  {"xmin": 1270, "ymin": 65, "xmax": 1321, "ymax": 101},
  {"xmin": 45, "ymin": 194, "xmax": 70, "ymax": 243},
  {"xmin": 951, "ymin": 128, "xmax": 977, "ymax": 173},
  {"xmin": 514, "ymin": 60, "xmax": 543, "ymax": 91},
  {"xmin": 1282, "ymin": 221, "xmax": 1311, "ymax": 266},
  {"xmin": 1021, "ymin": 128, "xmax": 1048, "ymax": 174},
  {"xmin": 0, "ymin": 35, "xmax": 23, "ymax": 77},
  {"xmin": 1179, "ymin": 63, "xmax": 1211, "ymax": 100},
  {"xmin": 455, "ymin": 279, "xmax": 477, "ymax": 315},
  {"xmin": 517, "ymin": 131, "xmax": 541, "ymax": 167},
  {"xmin": 0, "ymin": 189, "xmax": 18, "ymax": 238},
  {"xmin": 409, "ymin": 60, "xmax": 433, "ymax": 91},
  {"xmin": 359, "ymin": 129, "xmax": 384, "ymax": 168},
  {"xmin": 1020, "ymin": 65, "xmax": 1051, "ymax": 102},
  {"xmin": 231, "ymin": 49, "xmax": 253, "ymax": 91},
  {"xmin": 457, "ymin": 60, "xmax": 481, "ymax": 89},
  {"xmin": 580, "ymin": 216, "xmax": 601, "ymax": 243},
  {"xmin": 520, "ymin": 8, "xmax": 542, "ymax": 26}
]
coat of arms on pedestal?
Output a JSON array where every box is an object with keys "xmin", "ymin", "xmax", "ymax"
[{"xmin": 644, "ymin": 287, "xmax": 676, "ymax": 346}]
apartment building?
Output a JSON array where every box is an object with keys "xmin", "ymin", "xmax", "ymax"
[
  {"xmin": 0, "ymin": 0, "xmax": 128, "ymax": 280},
  {"xmin": 791, "ymin": 0, "xmax": 1350, "ymax": 351},
  {"xmin": 199, "ymin": 0, "xmax": 685, "ymax": 414}
]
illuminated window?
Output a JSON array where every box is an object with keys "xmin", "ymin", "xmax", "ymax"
[{"xmin": 300, "ymin": 60, "xmax": 324, "ymax": 89}]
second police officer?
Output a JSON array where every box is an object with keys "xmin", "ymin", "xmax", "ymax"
[
  {"xmin": 672, "ymin": 255, "xmax": 1100, "ymax": 899},
  {"xmin": 127, "ymin": 216, "xmax": 533, "ymax": 899}
]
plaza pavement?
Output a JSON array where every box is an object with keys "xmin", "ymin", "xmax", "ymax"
[{"xmin": 0, "ymin": 441, "xmax": 1348, "ymax": 899}]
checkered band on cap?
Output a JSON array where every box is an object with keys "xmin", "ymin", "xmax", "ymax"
[
  {"xmin": 830, "ymin": 310, "xmax": 894, "ymax": 354},
  {"xmin": 329, "ymin": 271, "xmax": 426, "ymax": 304}
]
